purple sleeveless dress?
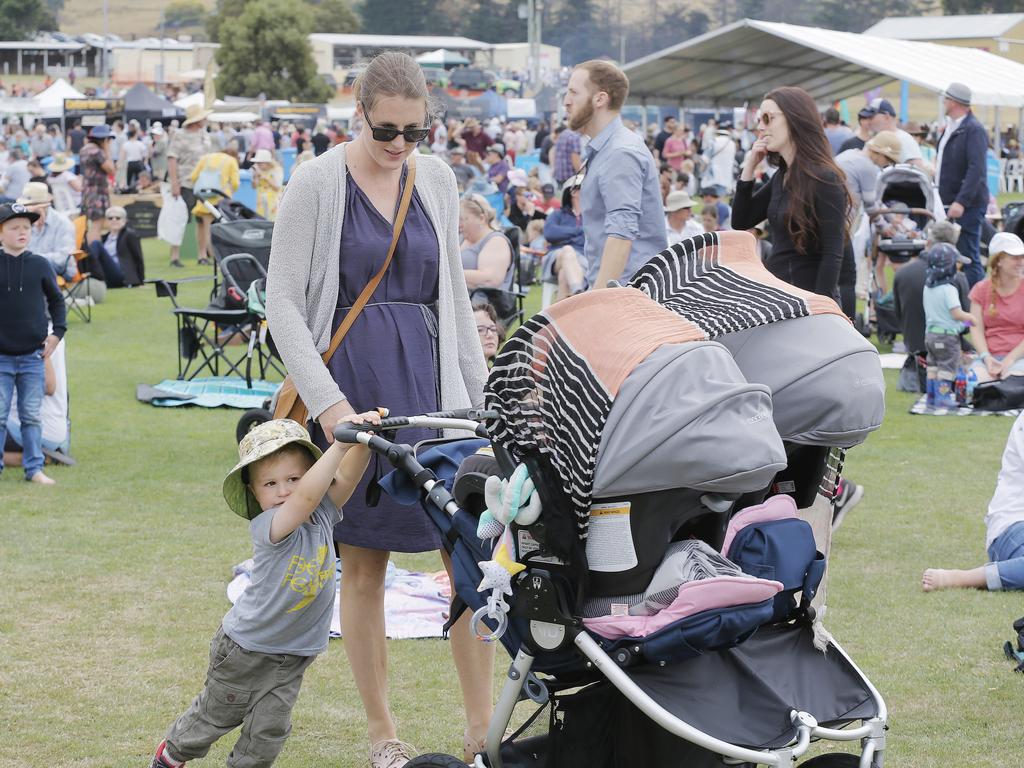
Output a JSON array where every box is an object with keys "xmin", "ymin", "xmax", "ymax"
[{"xmin": 313, "ymin": 168, "xmax": 442, "ymax": 552}]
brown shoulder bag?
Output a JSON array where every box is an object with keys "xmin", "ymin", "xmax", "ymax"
[{"xmin": 273, "ymin": 156, "xmax": 417, "ymax": 425}]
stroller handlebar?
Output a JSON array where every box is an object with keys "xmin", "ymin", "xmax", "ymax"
[{"xmin": 332, "ymin": 408, "xmax": 497, "ymax": 444}]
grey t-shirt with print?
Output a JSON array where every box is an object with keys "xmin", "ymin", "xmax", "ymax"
[{"xmin": 222, "ymin": 496, "xmax": 342, "ymax": 656}]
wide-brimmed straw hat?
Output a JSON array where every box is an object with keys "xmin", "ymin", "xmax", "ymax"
[
  {"xmin": 183, "ymin": 103, "xmax": 213, "ymax": 127},
  {"xmin": 251, "ymin": 148, "xmax": 275, "ymax": 164},
  {"xmin": 865, "ymin": 131, "xmax": 901, "ymax": 163},
  {"xmin": 48, "ymin": 153, "xmax": 74, "ymax": 172},
  {"xmin": 222, "ymin": 419, "xmax": 322, "ymax": 519},
  {"xmin": 16, "ymin": 181, "xmax": 53, "ymax": 207}
]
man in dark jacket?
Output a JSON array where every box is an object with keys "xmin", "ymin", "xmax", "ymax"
[
  {"xmin": 87, "ymin": 205, "xmax": 145, "ymax": 287},
  {"xmin": 936, "ymin": 82, "xmax": 989, "ymax": 286}
]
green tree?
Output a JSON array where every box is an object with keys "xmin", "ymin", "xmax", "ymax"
[
  {"xmin": 943, "ymin": 0, "xmax": 1019, "ymax": 10},
  {"xmin": 0, "ymin": 0, "xmax": 54, "ymax": 40},
  {"xmin": 462, "ymin": 0, "xmax": 526, "ymax": 44},
  {"xmin": 207, "ymin": 0, "xmax": 250, "ymax": 42},
  {"xmin": 163, "ymin": 0, "xmax": 207, "ymax": 30},
  {"xmin": 356, "ymin": 0, "xmax": 450, "ymax": 35},
  {"xmin": 547, "ymin": 0, "xmax": 613, "ymax": 65},
  {"xmin": 308, "ymin": 0, "xmax": 360, "ymax": 33},
  {"xmin": 216, "ymin": 0, "xmax": 333, "ymax": 101}
]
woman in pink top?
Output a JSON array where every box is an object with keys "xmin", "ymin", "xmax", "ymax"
[
  {"xmin": 661, "ymin": 124, "xmax": 690, "ymax": 172},
  {"xmin": 969, "ymin": 232, "xmax": 1024, "ymax": 381}
]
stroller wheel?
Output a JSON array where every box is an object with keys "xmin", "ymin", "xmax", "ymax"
[
  {"xmin": 405, "ymin": 754, "xmax": 467, "ymax": 767},
  {"xmin": 799, "ymin": 753, "xmax": 860, "ymax": 767},
  {"xmin": 236, "ymin": 408, "xmax": 274, "ymax": 443}
]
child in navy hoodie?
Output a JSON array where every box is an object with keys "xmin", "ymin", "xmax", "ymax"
[{"xmin": 0, "ymin": 202, "xmax": 67, "ymax": 484}]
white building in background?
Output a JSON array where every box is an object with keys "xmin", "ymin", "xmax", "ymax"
[{"xmin": 309, "ymin": 33, "xmax": 492, "ymax": 79}]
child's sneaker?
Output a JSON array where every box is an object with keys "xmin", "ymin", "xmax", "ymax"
[
  {"xmin": 151, "ymin": 741, "xmax": 185, "ymax": 768},
  {"xmin": 832, "ymin": 479, "xmax": 864, "ymax": 532}
]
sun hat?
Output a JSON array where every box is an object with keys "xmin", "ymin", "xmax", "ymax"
[
  {"xmin": 989, "ymin": 231, "xmax": 1024, "ymax": 258},
  {"xmin": 88, "ymin": 124, "xmax": 113, "ymax": 139},
  {"xmin": 149, "ymin": 123, "xmax": 165, "ymax": 136},
  {"xmin": 48, "ymin": 153, "xmax": 74, "ymax": 172},
  {"xmin": 251, "ymin": 148, "xmax": 275, "ymax": 164},
  {"xmin": 222, "ymin": 419, "xmax": 322, "ymax": 519},
  {"xmin": 865, "ymin": 131, "xmax": 902, "ymax": 163},
  {"xmin": 0, "ymin": 202, "xmax": 40, "ymax": 226},
  {"xmin": 926, "ymin": 243, "xmax": 968, "ymax": 287},
  {"xmin": 943, "ymin": 82, "xmax": 972, "ymax": 107},
  {"xmin": 664, "ymin": 190, "xmax": 697, "ymax": 212},
  {"xmin": 869, "ymin": 98, "xmax": 896, "ymax": 117},
  {"xmin": 183, "ymin": 103, "xmax": 213, "ymax": 127},
  {"xmin": 16, "ymin": 181, "xmax": 53, "ymax": 207},
  {"xmin": 903, "ymin": 121, "xmax": 928, "ymax": 136},
  {"xmin": 507, "ymin": 167, "xmax": 528, "ymax": 188}
]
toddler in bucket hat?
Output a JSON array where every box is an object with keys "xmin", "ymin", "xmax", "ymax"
[{"xmin": 149, "ymin": 412, "xmax": 381, "ymax": 768}]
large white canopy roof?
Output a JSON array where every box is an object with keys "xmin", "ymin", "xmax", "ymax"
[{"xmin": 623, "ymin": 19, "xmax": 1024, "ymax": 109}]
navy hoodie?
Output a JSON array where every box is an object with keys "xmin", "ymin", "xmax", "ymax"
[{"xmin": 0, "ymin": 248, "xmax": 67, "ymax": 355}]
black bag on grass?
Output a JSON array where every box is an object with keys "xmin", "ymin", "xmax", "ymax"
[{"xmin": 972, "ymin": 377, "xmax": 1024, "ymax": 412}]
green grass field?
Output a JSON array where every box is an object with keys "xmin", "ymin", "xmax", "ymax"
[{"xmin": 1, "ymin": 236, "xmax": 1022, "ymax": 767}]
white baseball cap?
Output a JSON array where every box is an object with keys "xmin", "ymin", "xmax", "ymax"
[{"xmin": 989, "ymin": 232, "xmax": 1024, "ymax": 257}]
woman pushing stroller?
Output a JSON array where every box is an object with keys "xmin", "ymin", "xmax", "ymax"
[{"xmin": 265, "ymin": 52, "xmax": 491, "ymax": 767}]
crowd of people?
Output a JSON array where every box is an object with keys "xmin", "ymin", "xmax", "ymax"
[{"xmin": 3, "ymin": 49, "xmax": 1024, "ymax": 768}]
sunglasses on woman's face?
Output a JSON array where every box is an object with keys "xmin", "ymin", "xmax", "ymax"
[
  {"xmin": 106, "ymin": 215, "xmax": 124, "ymax": 221},
  {"xmin": 760, "ymin": 111, "xmax": 784, "ymax": 127},
  {"xmin": 363, "ymin": 112, "xmax": 429, "ymax": 144}
]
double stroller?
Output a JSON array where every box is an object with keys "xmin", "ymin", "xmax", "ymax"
[
  {"xmin": 857, "ymin": 163, "xmax": 945, "ymax": 343},
  {"xmin": 334, "ymin": 231, "xmax": 888, "ymax": 768}
]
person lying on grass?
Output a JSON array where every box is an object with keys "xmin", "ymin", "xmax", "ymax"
[
  {"xmin": 150, "ymin": 412, "xmax": 381, "ymax": 768},
  {"xmin": 923, "ymin": 411, "xmax": 1024, "ymax": 592}
]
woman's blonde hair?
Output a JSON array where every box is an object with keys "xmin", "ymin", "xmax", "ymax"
[
  {"xmin": 987, "ymin": 249, "xmax": 1020, "ymax": 316},
  {"xmin": 354, "ymin": 51, "xmax": 438, "ymax": 120},
  {"xmin": 461, "ymin": 194, "xmax": 499, "ymax": 231}
]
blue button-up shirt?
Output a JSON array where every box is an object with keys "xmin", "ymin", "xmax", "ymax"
[{"xmin": 580, "ymin": 117, "xmax": 667, "ymax": 287}]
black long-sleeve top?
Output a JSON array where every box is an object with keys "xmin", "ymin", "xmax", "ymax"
[
  {"xmin": 731, "ymin": 167, "xmax": 847, "ymax": 298},
  {"xmin": 0, "ymin": 249, "xmax": 67, "ymax": 355}
]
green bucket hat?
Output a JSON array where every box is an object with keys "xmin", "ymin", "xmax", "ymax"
[{"xmin": 223, "ymin": 419, "xmax": 322, "ymax": 519}]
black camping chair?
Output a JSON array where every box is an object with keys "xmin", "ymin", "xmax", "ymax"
[
  {"xmin": 150, "ymin": 271, "xmax": 264, "ymax": 389},
  {"xmin": 470, "ymin": 226, "xmax": 529, "ymax": 329}
]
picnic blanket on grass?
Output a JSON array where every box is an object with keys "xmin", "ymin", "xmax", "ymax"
[
  {"xmin": 136, "ymin": 377, "xmax": 278, "ymax": 409},
  {"xmin": 228, "ymin": 558, "xmax": 451, "ymax": 640},
  {"xmin": 909, "ymin": 394, "xmax": 1021, "ymax": 417}
]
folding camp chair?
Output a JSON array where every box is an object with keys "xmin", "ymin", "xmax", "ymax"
[
  {"xmin": 150, "ymin": 275, "xmax": 263, "ymax": 388},
  {"xmin": 58, "ymin": 216, "xmax": 92, "ymax": 323},
  {"xmin": 470, "ymin": 226, "xmax": 530, "ymax": 329}
]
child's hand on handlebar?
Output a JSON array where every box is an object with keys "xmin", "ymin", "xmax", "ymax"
[{"xmin": 339, "ymin": 408, "xmax": 386, "ymax": 432}]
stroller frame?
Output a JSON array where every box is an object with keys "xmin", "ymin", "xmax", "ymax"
[{"xmin": 333, "ymin": 410, "xmax": 890, "ymax": 768}]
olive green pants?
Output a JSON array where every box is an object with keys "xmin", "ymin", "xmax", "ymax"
[{"xmin": 164, "ymin": 628, "xmax": 316, "ymax": 767}]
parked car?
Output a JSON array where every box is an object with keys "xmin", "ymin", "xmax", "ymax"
[{"xmin": 448, "ymin": 67, "xmax": 495, "ymax": 91}]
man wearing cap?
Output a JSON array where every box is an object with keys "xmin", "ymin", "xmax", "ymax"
[
  {"xmin": 447, "ymin": 146, "xmax": 475, "ymax": 192},
  {"xmin": 935, "ymin": 82, "xmax": 989, "ymax": 286},
  {"xmin": 167, "ymin": 103, "xmax": 213, "ymax": 267},
  {"xmin": 839, "ymin": 106, "xmax": 877, "ymax": 154},
  {"xmin": 869, "ymin": 98, "xmax": 930, "ymax": 174},
  {"xmin": 18, "ymin": 181, "xmax": 77, "ymax": 280},
  {"xmin": 536, "ymin": 182, "xmax": 561, "ymax": 214},
  {"xmin": 836, "ymin": 131, "xmax": 901, "ymax": 297},
  {"xmin": 564, "ymin": 59, "xmax": 666, "ymax": 289},
  {"xmin": 485, "ymin": 144, "xmax": 510, "ymax": 194},
  {"xmin": 664, "ymin": 190, "xmax": 703, "ymax": 246}
]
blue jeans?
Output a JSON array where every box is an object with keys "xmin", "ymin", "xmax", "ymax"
[
  {"xmin": 0, "ymin": 352, "xmax": 46, "ymax": 479},
  {"xmin": 985, "ymin": 521, "xmax": 1024, "ymax": 590},
  {"xmin": 955, "ymin": 203, "xmax": 986, "ymax": 287}
]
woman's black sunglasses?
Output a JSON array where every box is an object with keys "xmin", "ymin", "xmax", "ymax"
[{"xmin": 364, "ymin": 113, "xmax": 429, "ymax": 144}]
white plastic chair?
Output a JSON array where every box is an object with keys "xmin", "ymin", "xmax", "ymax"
[{"xmin": 1006, "ymin": 159, "xmax": 1024, "ymax": 193}]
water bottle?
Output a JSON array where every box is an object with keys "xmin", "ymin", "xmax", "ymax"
[
  {"xmin": 955, "ymin": 367, "xmax": 967, "ymax": 405},
  {"xmin": 966, "ymin": 368, "xmax": 978, "ymax": 404}
]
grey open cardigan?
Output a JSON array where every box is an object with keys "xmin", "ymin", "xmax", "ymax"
[{"xmin": 265, "ymin": 144, "xmax": 488, "ymax": 423}]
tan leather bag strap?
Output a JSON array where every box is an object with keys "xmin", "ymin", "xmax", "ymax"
[{"xmin": 320, "ymin": 156, "xmax": 417, "ymax": 364}]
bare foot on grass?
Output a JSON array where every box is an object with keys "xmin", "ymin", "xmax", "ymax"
[
  {"xmin": 29, "ymin": 472, "xmax": 56, "ymax": 486},
  {"xmin": 921, "ymin": 566, "xmax": 986, "ymax": 592}
]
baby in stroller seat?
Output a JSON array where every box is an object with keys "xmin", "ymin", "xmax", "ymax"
[
  {"xmin": 877, "ymin": 201, "xmax": 919, "ymax": 242},
  {"xmin": 339, "ymin": 231, "xmax": 889, "ymax": 768}
]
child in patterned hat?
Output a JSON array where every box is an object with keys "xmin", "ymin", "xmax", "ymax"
[
  {"xmin": 150, "ymin": 413, "xmax": 381, "ymax": 768},
  {"xmin": 923, "ymin": 243, "xmax": 973, "ymax": 407}
]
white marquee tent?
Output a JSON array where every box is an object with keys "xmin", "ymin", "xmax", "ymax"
[
  {"xmin": 33, "ymin": 78, "xmax": 86, "ymax": 117},
  {"xmin": 623, "ymin": 19, "xmax": 1024, "ymax": 111}
]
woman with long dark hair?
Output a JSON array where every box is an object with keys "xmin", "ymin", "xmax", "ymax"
[{"xmin": 732, "ymin": 86, "xmax": 852, "ymax": 305}]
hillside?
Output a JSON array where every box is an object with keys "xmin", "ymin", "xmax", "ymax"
[{"xmin": 58, "ymin": 0, "xmax": 214, "ymax": 39}]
